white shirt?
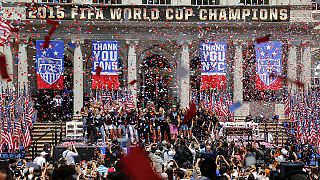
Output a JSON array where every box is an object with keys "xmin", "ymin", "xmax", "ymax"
[
  {"xmin": 163, "ymin": 149, "xmax": 175, "ymax": 162},
  {"xmin": 33, "ymin": 156, "xmax": 46, "ymax": 167},
  {"xmin": 62, "ymin": 150, "xmax": 79, "ymax": 165},
  {"xmin": 53, "ymin": 97, "xmax": 62, "ymax": 107}
]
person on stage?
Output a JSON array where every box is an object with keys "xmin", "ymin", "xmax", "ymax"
[
  {"xmin": 178, "ymin": 108, "xmax": 188, "ymax": 138},
  {"xmin": 87, "ymin": 109, "xmax": 97, "ymax": 144},
  {"xmin": 98, "ymin": 111, "xmax": 107, "ymax": 144},
  {"xmin": 200, "ymin": 109, "xmax": 212, "ymax": 138},
  {"xmin": 152, "ymin": 111, "xmax": 161, "ymax": 143},
  {"xmin": 193, "ymin": 108, "xmax": 206, "ymax": 141},
  {"xmin": 62, "ymin": 145, "xmax": 79, "ymax": 166},
  {"xmin": 126, "ymin": 108, "xmax": 138, "ymax": 143},
  {"xmin": 138, "ymin": 109, "xmax": 151, "ymax": 144},
  {"xmin": 117, "ymin": 107, "xmax": 126, "ymax": 139},
  {"xmin": 159, "ymin": 107, "xmax": 171, "ymax": 142},
  {"xmin": 168, "ymin": 105, "xmax": 179, "ymax": 141},
  {"xmin": 81, "ymin": 107, "xmax": 88, "ymax": 140}
]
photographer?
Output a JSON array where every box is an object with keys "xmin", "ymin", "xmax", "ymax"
[
  {"xmin": 215, "ymin": 155, "xmax": 230, "ymax": 178},
  {"xmin": 62, "ymin": 145, "xmax": 79, "ymax": 166}
]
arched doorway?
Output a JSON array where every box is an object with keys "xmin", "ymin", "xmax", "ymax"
[{"xmin": 138, "ymin": 54, "xmax": 175, "ymax": 109}]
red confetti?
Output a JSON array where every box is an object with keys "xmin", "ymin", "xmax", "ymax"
[
  {"xmin": 270, "ymin": 73, "xmax": 304, "ymax": 88},
  {"xmin": 183, "ymin": 103, "xmax": 197, "ymax": 124},
  {"xmin": 43, "ymin": 20, "xmax": 59, "ymax": 48},
  {"xmin": 11, "ymin": 27, "xmax": 19, "ymax": 33},
  {"xmin": 0, "ymin": 55, "xmax": 10, "ymax": 79},
  {"xmin": 129, "ymin": 80, "xmax": 137, "ymax": 86},
  {"xmin": 43, "ymin": 36, "xmax": 50, "ymax": 48},
  {"xmin": 256, "ymin": 34, "xmax": 271, "ymax": 43},
  {"xmin": 96, "ymin": 66, "xmax": 102, "ymax": 76},
  {"xmin": 47, "ymin": 20, "xmax": 59, "ymax": 35},
  {"xmin": 119, "ymin": 147, "xmax": 161, "ymax": 180}
]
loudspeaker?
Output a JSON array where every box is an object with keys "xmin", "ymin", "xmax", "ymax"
[
  {"xmin": 280, "ymin": 162, "xmax": 305, "ymax": 179},
  {"xmin": 54, "ymin": 146, "xmax": 96, "ymax": 163}
]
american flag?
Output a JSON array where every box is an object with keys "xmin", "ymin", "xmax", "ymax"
[
  {"xmin": 106, "ymin": 91, "xmax": 112, "ymax": 101},
  {"xmin": 1, "ymin": 117, "xmax": 14, "ymax": 152},
  {"xmin": 126, "ymin": 94, "xmax": 135, "ymax": 109},
  {"xmin": 8, "ymin": 94, "xmax": 15, "ymax": 119},
  {"xmin": 13, "ymin": 119, "xmax": 21, "ymax": 140},
  {"xmin": 0, "ymin": 87, "xmax": 35, "ymax": 151},
  {"xmin": 308, "ymin": 120, "xmax": 317, "ymax": 144},
  {"xmin": 0, "ymin": 92, "xmax": 4, "ymax": 120},
  {"xmin": 284, "ymin": 94, "xmax": 290, "ymax": 117},
  {"xmin": 22, "ymin": 126, "xmax": 32, "ymax": 148},
  {"xmin": 0, "ymin": 17, "xmax": 13, "ymax": 46},
  {"xmin": 24, "ymin": 95, "xmax": 35, "ymax": 128},
  {"xmin": 213, "ymin": 96, "xmax": 224, "ymax": 120},
  {"xmin": 288, "ymin": 89, "xmax": 320, "ymax": 145}
]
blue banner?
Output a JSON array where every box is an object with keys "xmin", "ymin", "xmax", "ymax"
[
  {"xmin": 92, "ymin": 41, "xmax": 119, "ymax": 75},
  {"xmin": 200, "ymin": 42, "xmax": 227, "ymax": 75},
  {"xmin": 255, "ymin": 41, "xmax": 282, "ymax": 90},
  {"xmin": 36, "ymin": 40, "xmax": 64, "ymax": 89}
]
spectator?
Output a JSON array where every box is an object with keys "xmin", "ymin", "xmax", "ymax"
[
  {"xmin": 149, "ymin": 145, "xmax": 165, "ymax": 174},
  {"xmin": 33, "ymin": 151, "xmax": 47, "ymax": 168},
  {"xmin": 52, "ymin": 165, "xmax": 77, "ymax": 180},
  {"xmin": 0, "ymin": 167, "xmax": 13, "ymax": 180},
  {"xmin": 62, "ymin": 145, "xmax": 79, "ymax": 165},
  {"xmin": 174, "ymin": 139, "xmax": 193, "ymax": 168},
  {"xmin": 199, "ymin": 158, "xmax": 216, "ymax": 180}
]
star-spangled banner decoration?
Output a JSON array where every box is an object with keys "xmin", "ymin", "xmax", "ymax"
[
  {"xmin": 36, "ymin": 40, "xmax": 64, "ymax": 90},
  {"xmin": 255, "ymin": 41, "xmax": 283, "ymax": 90}
]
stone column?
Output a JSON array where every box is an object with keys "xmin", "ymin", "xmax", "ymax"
[
  {"xmin": 219, "ymin": 0, "xmax": 227, "ymax": 5},
  {"xmin": 301, "ymin": 43, "xmax": 311, "ymax": 89},
  {"xmin": 126, "ymin": 40, "xmax": 138, "ymax": 107},
  {"xmin": 73, "ymin": 43, "xmax": 83, "ymax": 116},
  {"xmin": 179, "ymin": 43, "xmax": 190, "ymax": 108},
  {"xmin": 287, "ymin": 41, "xmax": 298, "ymax": 91},
  {"xmin": 233, "ymin": 42, "xmax": 243, "ymax": 103},
  {"xmin": 18, "ymin": 44, "xmax": 28, "ymax": 93}
]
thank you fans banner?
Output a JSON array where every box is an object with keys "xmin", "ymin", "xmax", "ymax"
[
  {"xmin": 91, "ymin": 40, "xmax": 120, "ymax": 90},
  {"xmin": 36, "ymin": 40, "xmax": 64, "ymax": 90},
  {"xmin": 26, "ymin": 5, "xmax": 290, "ymax": 22},
  {"xmin": 255, "ymin": 41, "xmax": 283, "ymax": 90},
  {"xmin": 200, "ymin": 42, "xmax": 227, "ymax": 90}
]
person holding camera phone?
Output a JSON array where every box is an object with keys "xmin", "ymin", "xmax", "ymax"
[{"xmin": 62, "ymin": 145, "xmax": 79, "ymax": 165}]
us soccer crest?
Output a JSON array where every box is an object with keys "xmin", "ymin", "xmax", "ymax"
[
  {"xmin": 37, "ymin": 41, "xmax": 64, "ymax": 85},
  {"xmin": 38, "ymin": 57, "xmax": 63, "ymax": 85},
  {"xmin": 256, "ymin": 41, "xmax": 283, "ymax": 87},
  {"xmin": 257, "ymin": 58, "xmax": 281, "ymax": 86}
]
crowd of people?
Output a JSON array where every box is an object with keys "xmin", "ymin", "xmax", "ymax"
[
  {"xmin": 1, "ymin": 132, "xmax": 319, "ymax": 180},
  {"xmin": 0, "ymin": 102, "xmax": 318, "ymax": 180}
]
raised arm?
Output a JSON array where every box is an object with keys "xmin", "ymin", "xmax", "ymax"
[{"xmin": 192, "ymin": 135, "xmax": 200, "ymax": 146}]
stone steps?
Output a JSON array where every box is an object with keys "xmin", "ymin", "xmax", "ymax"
[{"xmin": 31, "ymin": 122, "xmax": 66, "ymax": 157}]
